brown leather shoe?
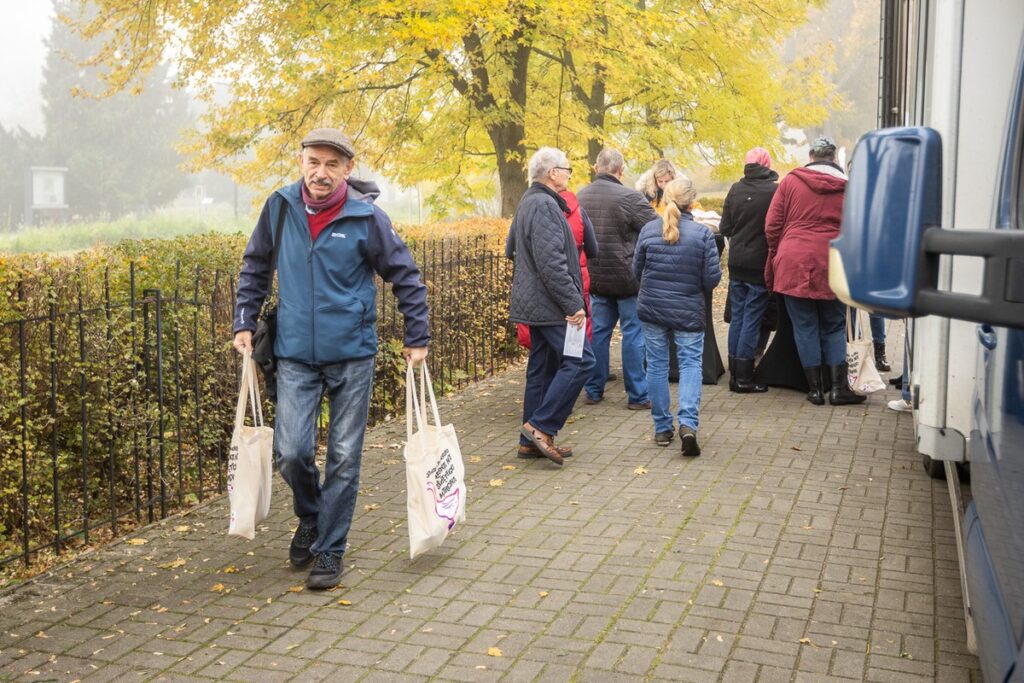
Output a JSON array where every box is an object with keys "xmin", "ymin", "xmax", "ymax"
[
  {"xmin": 519, "ymin": 422, "xmax": 564, "ymax": 466},
  {"xmin": 517, "ymin": 442, "xmax": 574, "ymax": 458}
]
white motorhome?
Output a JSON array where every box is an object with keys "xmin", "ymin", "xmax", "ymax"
[{"xmin": 831, "ymin": 1, "xmax": 1024, "ymax": 680}]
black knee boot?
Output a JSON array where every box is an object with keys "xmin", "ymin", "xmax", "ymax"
[
  {"xmin": 734, "ymin": 358, "xmax": 767, "ymax": 393},
  {"xmin": 728, "ymin": 356, "xmax": 737, "ymax": 391},
  {"xmin": 804, "ymin": 366, "xmax": 825, "ymax": 405},
  {"xmin": 873, "ymin": 342, "xmax": 891, "ymax": 372},
  {"xmin": 829, "ymin": 362, "xmax": 867, "ymax": 405}
]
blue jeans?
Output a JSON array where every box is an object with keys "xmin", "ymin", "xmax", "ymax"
[
  {"xmin": 783, "ymin": 296, "xmax": 847, "ymax": 368},
  {"xmin": 869, "ymin": 313, "xmax": 886, "ymax": 344},
  {"xmin": 642, "ymin": 323, "xmax": 703, "ymax": 433},
  {"xmin": 585, "ymin": 294, "xmax": 648, "ymax": 404},
  {"xmin": 275, "ymin": 356, "xmax": 375, "ymax": 556},
  {"xmin": 521, "ymin": 324, "xmax": 596, "ymax": 441},
  {"xmin": 727, "ymin": 281, "xmax": 770, "ymax": 360}
]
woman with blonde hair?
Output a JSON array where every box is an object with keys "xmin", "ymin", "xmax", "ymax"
[
  {"xmin": 637, "ymin": 159, "xmax": 678, "ymax": 211},
  {"xmin": 632, "ymin": 176, "xmax": 722, "ymax": 455}
]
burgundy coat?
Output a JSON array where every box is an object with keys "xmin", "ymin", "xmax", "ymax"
[{"xmin": 764, "ymin": 164, "xmax": 846, "ymax": 300}]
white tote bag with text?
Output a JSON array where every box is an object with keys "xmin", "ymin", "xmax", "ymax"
[
  {"xmin": 227, "ymin": 353, "xmax": 274, "ymax": 540},
  {"xmin": 404, "ymin": 364, "xmax": 467, "ymax": 559},
  {"xmin": 846, "ymin": 309, "xmax": 886, "ymax": 396}
]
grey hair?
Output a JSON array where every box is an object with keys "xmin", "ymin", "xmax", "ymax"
[
  {"xmin": 595, "ymin": 148, "xmax": 625, "ymax": 174},
  {"xmin": 529, "ymin": 147, "xmax": 569, "ymax": 183},
  {"xmin": 809, "ymin": 136, "xmax": 837, "ymax": 160}
]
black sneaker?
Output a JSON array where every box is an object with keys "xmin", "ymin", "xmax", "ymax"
[
  {"xmin": 289, "ymin": 524, "xmax": 317, "ymax": 567},
  {"xmin": 679, "ymin": 427, "xmax": 701, "ymax": 457},
  {"xmin": 306, "ymin": 552, "xmax": 343, "ymax": 590},
  {"xmin": 654, "ymin": 431, "xmax": 673, "ymax": 447}
]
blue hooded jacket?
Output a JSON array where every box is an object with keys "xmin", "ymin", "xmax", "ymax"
[{"xmin": 233, "ymin": 179, "xmax": 429, "ymax": 363}]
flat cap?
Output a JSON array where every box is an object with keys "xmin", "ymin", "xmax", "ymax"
[{"xmin": 301, "ymin": 128, "xmax": 356, "ymax": 158}]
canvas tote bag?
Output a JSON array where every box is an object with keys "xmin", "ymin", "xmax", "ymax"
[
  {"xmin": 404, "ymin": 363, "xmax": 467, "ymax": 559},
  {"xmin": 227, "ymin": 352, "xmax": 274, "ymax": 540},
  {"xmin": 846, "ymin": 309, "xmax": 886, "ymax": 396}
]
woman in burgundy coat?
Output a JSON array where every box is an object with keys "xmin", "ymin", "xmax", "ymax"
[{"xmin": 764, "ymin": 137, "xmax": 864, "ymax": 406}]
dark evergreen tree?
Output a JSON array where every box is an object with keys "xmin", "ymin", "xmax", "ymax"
[
  {"xmin": 0, "ymin": 124, "xmax": 39, "ymax": 229},
  {"xmin": 41, "ymin": 0, "xmax": 191, "ymax": 219}
]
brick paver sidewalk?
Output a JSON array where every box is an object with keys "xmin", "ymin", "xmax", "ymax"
[{"xmin": 0, "ymin": 336, "xmax": 980, "ymax": 682}]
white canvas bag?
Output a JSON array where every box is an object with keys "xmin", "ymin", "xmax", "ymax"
[
  {"xmin": 403, "ymin": 363, "xmax": 467, "ymax": 559},
  {"xmin": 846, "ymin": 309, "xmax": 886, "ymax": 396},
  {"xmin": 227, "ymin": 352, "xmax": 274, "ymax": 540}
]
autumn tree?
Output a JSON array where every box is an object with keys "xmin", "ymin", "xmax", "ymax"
[{"xmin": 70, "ymin": 0, "xmax": 834, "ymax": 216}]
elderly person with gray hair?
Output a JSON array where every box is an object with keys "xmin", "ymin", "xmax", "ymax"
[
  {"xmin": 506, "ymin": 146, "xmax": 596, "ymax": 466},
  {"xmin": 577, "ymin": 147, "xmax": 659, "ymax": 410}
]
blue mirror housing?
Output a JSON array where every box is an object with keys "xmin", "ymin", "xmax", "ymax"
[{"xmin": 830, "ymin": 127, "xmax": 943, "ymax": 316}]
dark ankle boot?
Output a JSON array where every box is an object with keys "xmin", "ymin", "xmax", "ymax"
[
  {"xmin": 829, "ymin": 363, "xmax": 867, "ymax": 405},
  {"xmin": 734, "ymin": 358, "xmax": 767, "ymax": 393},
  {"xmin": 873, "ymin": 342, "xmax": 891, "ymax": 372},
  {"xmin": 728, "ymin": 356, "xmax": 738, "ymax": 391},
  {"xmin": 804, "ymin": 366, "xmax": 825, "ymax": 405}
]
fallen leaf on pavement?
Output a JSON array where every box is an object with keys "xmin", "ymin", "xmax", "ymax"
[
  {"xmin": 210, "ymin": 584, "xmax": 225, "ymax": 593},
  {"xmin": 126, "ymin": 538, "xmax": 148, "ymax": 546},
  {"xmin": 487, "ymin": 647, "xmax": 502, "ymax": 657},
  {"xmin": 489, "ymin": 479, "xmax": 504, "ymax": 487},
  {"xmin": 159, "ymin": 558, "xmax": 186, "ymax": 570},
  {"xmin": 633, "ymin": 466, "xmax": 648, "ymax": 475},
  {"xmin": 501, "ymin": 465, "xmax": 516, "ymax": 471}
]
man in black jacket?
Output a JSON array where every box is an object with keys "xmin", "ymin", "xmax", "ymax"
[
  {"xmin": 719, "ymin": 147, "xmax": 778, "ymax": 393},
  {"xmin": 577, "ymin": 148, "xmax": 659, "ymax": 409},
  {"xmin": 507, "ymin": 147, "xmax": 595, "ymax": 465}
]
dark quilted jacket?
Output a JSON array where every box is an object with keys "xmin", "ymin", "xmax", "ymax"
[
  {"xmin": 719, "ymin": 163, "xmax": 779, "ymax": 285},
  {"xmin": 577, "ymin": 174, "xmax": 659, "ymax": 298},
  {"xmin": 632, "ymin": 214, "xmax": 722, "ymax": 331},
  {"xmin": 506, "ymin": 183, "xmax": 585, "ymax": 326}
]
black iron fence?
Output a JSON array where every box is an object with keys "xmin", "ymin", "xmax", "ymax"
[{"xmin": 0, "ymin": 234, "xmax": 520, "ymax": 570}]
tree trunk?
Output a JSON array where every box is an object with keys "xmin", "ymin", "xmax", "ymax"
[{"xmin": 493, "ymin": 36, "xmax": 531, "ymax": 217}]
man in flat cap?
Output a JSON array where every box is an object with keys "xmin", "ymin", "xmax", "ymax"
[{"xmin": 233, "ymin": 128, "xmax": 429, "ymax": 589}]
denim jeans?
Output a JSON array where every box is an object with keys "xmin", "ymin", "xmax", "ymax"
[
  {"xmin": 869, "ymin": 313, "xmax": 887, "ymax": 344},
  {"xmin": 521, "ymin": 324, "xmax": 596, "ymax": 441},
  {"xmin": 642, "ymin": 322, "xmax": 704, "ymax": 433},
  {"xmin": 585, "ymin": 294, "xmax": 648, "ymax": 404},
  {"xmin": 275, "ymin": 356, "xmax": 375, "ymax": 556},
  {"xmin": 783, "ymin": 296, "xmax": 847, "ymax": 368},
  {"xmin": 727, "ymin": 281, "xmax": 770, "ymax": 360}
]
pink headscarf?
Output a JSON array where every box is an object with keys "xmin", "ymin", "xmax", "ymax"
[{"xmin": 744, "ymin": 147, "xmax": 772, "ymax": 169}]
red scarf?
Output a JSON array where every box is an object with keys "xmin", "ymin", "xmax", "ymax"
[{"xmin": 301, "ymin": 181, "xmax": 348, "ymax": 241}]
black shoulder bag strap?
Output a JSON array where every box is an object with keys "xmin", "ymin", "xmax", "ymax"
[{"xmin": 251, "ymin": 202, "xmax": 287, "ymax": 399}]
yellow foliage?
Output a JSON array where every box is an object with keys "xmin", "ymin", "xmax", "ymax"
[{"xmin": 70, "ymin": 0, "xmax": 833, "ymax": 213}]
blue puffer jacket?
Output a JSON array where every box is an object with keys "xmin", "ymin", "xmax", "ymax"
[
  {"xmin": 233, "ymin": 179, "xmax": 429, "ymax": 363},
  {"xmin": 632, "ymin": 213, "xmax": 722, "ymax": 331}
]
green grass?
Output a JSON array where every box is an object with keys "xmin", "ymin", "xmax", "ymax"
[{"xmin": 0, "ymin": 210, "xmax": 251, "ymax": 254}]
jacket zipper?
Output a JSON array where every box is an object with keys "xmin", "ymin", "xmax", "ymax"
[{"xmin": 306, "ymin": 210, "xmax": 316, "ymax": 363}]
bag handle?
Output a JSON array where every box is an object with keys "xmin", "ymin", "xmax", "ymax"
[
  {"xmin": 419, "ymin": 363, "xmax": 443, "ymax": 429},
  {"xmin": 405, "ymin": 363, "xmax": 443, "ymax": 443},
  {"xmin": 406, "ymin": 363, "xmax": 427, "ymax": 443},
  {"xmin": 234, "ymin": 351, "xmax": 264, "ymax": 432},
  {"xmin": 847, "ymin": 307, "xmax": 864, "ymax": 343}
]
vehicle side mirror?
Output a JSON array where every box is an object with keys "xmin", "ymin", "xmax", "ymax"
[
  {"xmin": 830, "ymin": 127, "xmax": 942, "ymax": 317},
  {"xmin": 831, "ymin": 127, "xmax": 1024, "ymax": 329}
]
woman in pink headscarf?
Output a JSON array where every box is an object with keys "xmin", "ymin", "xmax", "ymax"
[{"xmin": 719, "ymin": 147, "xmax": 779, "ymax": 393}]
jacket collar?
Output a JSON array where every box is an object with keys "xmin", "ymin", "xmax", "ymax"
[
  {"xmin": 594, "ymin": 173, "xmax": 623, "ymax": 186},
  {"xmin": 278, "ymin": 179, "xmax": 374, "ymax": 219},
  {"xmin": 527, "ymin": 182, "xmax": 570, "ymax": 213}
]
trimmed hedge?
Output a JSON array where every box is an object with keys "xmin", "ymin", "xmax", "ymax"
[{"xmin": 0, "ymin": 220, "xmax": 520, "ymax": 578}]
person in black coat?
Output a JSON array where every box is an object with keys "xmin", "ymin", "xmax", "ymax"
[
  {"xmin": 507, "ymin": 147, "xmax": 596, "ymax": 466},
  {"xmin": 577, "ymin": 148, "xmax": 659, "ymax": 409},
  {"xmin": 719, "ymin": 147, "xmax": 778, "ymax": 393}
]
